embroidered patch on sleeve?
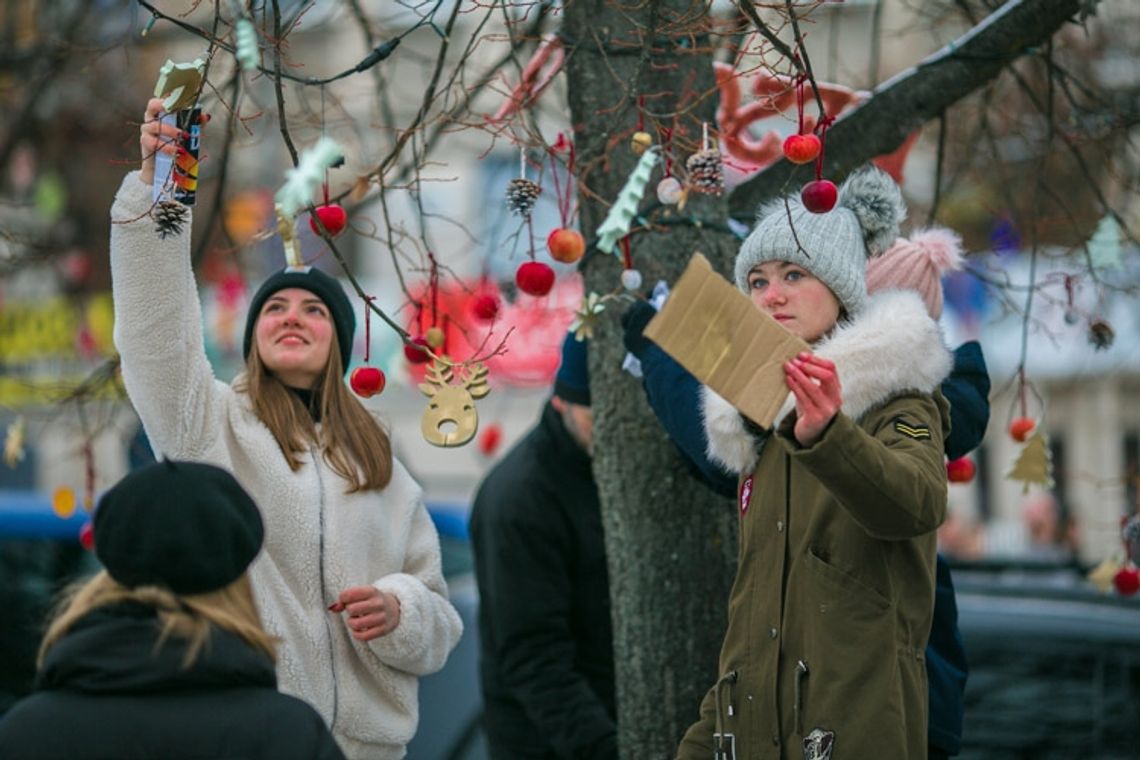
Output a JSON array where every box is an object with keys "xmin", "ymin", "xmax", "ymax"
[{"xmin": 893, "ymin": 419, "xmax": 932, "ymax": 440}]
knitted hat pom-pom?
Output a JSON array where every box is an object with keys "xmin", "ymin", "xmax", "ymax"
[
  {"xmin": 838, "ymin": 167, "xmax": 907, "ymax": 257},
  {"xmin": 908, "ymin": 227, "xmax": 964, "ymax": 275}
]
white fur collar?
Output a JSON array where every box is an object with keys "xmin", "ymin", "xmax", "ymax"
[{"xmin": 702, "ymin": 290, "xmax": 953, "ymax": 475}]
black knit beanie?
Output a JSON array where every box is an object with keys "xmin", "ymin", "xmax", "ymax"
[
  {"xmin": 93, "ymin": 460, "xmax": 264, "ymax": 595},
  {"xmin": 242, "ymin": 266, "xmax": 355, "ymax": 375}
]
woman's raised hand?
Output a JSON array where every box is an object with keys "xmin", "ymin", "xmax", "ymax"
[
  {"xmin": 328, "ymin": 586, "xmax": 401, "ymax": 642},
  {"xmin": 785, "ymin": 352, "xmax": 842, "ymax": 447},
  {"xmin": 138, "ymin": 98, "xmax": 185, "ymax": 186}
]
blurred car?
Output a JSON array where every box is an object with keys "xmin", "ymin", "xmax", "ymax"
[{"xmin": 951, "ymin": 559, "xmax": 1140, "ymax": 759}]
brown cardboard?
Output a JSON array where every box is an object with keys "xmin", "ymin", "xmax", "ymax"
[{"xmin": 643, "ymin": 252, "xmax": 809, "ymax": 429}]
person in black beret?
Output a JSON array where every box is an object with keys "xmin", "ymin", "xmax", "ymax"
[
  {"xmin": 0, "ymin": 460, "xmax": 346, "ymax": 760},
  {"xmin": 103, "ymin": 98, "xmax": 462, "ymax": 759},
  {"xmin": 469, "ymin": 332, "xmax": 619, "ymax": 760}
]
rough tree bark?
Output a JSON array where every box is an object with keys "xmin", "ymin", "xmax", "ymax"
[{"xmin": 561, "ymin": 0, "xmax": 1090, "ymax": 756}]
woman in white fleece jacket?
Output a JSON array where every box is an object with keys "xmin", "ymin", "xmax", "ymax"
[{"xmin": 109, "ymin": 99, "xmax": 463, "ymax": 759}]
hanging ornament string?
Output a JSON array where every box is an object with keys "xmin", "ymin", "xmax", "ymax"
[
  {"xmin": 362, "ymin": 295, "xmax": 375, "ymax": 363},
  {"xmin": 619, "ymin": 235, "xmax": 633, "ymax": 271},
  {"xmin": 795, "ymin": 72, "xmax": 807, "ymax": 135},
  {"xmin": 812, "ymin": 114, "xmax": 835, "ymax": 182},
  {"xmin": 660, "ymin": 126, "xmax": 674, "ymax": 177},
  {"xmin": 427, "ymin": 251, "xmax": 440, "ymax": 328},
  {"xmin": 636, "ymin": 95, "xmax": 646, "ymax": 132}
]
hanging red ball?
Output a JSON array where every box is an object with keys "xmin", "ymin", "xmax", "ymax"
[
  {"xmin": 547, "ymin": 228, "xmax": 586, "ymax": 264},
  {"xmin": 403, "ymin": 335, "xmax": 432, "ymax": 364},
  {"xmin": 350, "ymin": 366, "xmax": 386, "ymax": 398},
  {"xmin": 478, "ymin": 424, "xmax": 504, "ymax": 457},
  {"xmin": 1112, "ymin": 565, "xmax": 1140, "ymax": 596},
  {"xmin": 472, "ymin": 293, "xmax": 500, "ymax": 322},
  {"xmin": 79, "ymin": 520, "xmax": 95, "ymax": 551},
  {"xmin": 782, "ymin": 134, "xmax": 821, "ymax": 165},
  {"xmin": 516, "ymin": 261, "xmax": 556, "ymax": 297},
  {"xmin": 309, "ymin": 204, "xmax": 348, "ymax": 237},
  {"xmin": 1009, "ymin": 417, "xmax": 1035, "ymax": 443},
  {"xmin": 946, "ymin": 457, "xmax": 976, "ymax": 484},
  {"xmin": 801, "ymin": 180, "xmax": 838, "ymax": 213}
]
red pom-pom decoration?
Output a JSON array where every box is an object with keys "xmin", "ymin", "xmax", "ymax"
[
  {"xmin": 309, "ymin": 204, "xmax": 348, "ymax": 237},
  {"xmin": 403, "ymin": 335, "xmax": 432, "ymax": 364},
  {"xmin": 516, "ymin": 261, "xmax": 555, "ymax": 297},
  {"xmin": 547, "ymin": 228, "xmax": 586, "ymax": 264},
  {"xmin": 472, "ymin": 294, "xmax": 500, "ymax": 322},
  {"xmin": 1009, "ymin": 417, "xmax": 1035, "ymax": 443},
  {"xmin": 801, "ymin": 180, "xmax": 838, "ymax": 214},
  {"xmin": 1113, "ymin": 565, "xmax": 1140, "ymax": 596},
  {"xmin": 782, "ymin": 134, "xmax": 821, "ymax": 165},
  {"xmin": 946, "ymin": 457, "xmax": 976, "ymax": 484},
  {"xmin": 350, "ymin": 366, "xmax": 386, "ymax": 398},
  {"xmin": 478, "ymin": 424, "xmax": 504, "ymax": 457}
]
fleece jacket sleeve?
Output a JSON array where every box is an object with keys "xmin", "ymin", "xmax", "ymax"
[{"xmin": 109, "ymin": 171, "xmax": 231, "ymax": 463}]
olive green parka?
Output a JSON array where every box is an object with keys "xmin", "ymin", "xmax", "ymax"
[{"xmin": 678, "ymin": 290, "xmax": 953, "ymax": 760}]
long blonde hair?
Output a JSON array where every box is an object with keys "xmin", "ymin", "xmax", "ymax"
[
  {"xmin": 237, "ymin": 337, "xmax": 392, "ymax": 493},
  {"xmin": 39, "ymin": 571, "xmax": 276, "ymax": 669}
]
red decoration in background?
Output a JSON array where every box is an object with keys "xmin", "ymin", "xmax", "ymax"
[
  {"xmin": 472, "ymin": 293, "xmax": 500, "ymax": 322},
  {"xmin": 801, "ymin": 180, "xmax": 837, "ymax": 213},
  {"xmin": 946, "ymin": 457, "xmax": 976, "ymax": 484},
  {"xmin": 309, "ymin": 204, "xmax": 347, "ymax": 237},
  {"xmin": 350, "ymin": 366, "xmax": 386, "ymax": 397},
  {"xmin": 516, "ymin": 261, "xmax": 555, "ymax": 297},
  {"xmin": 404, "ymin": 336, "xmax": 432, "ymax": 364},
  {"xmin": 79, "ymin": 521, "xmax": 94, "ymax": 551},
  {"xmin": 1009, "ymin": 417, "xmax": 1035, "ymax": 443},
  {"xmin": 1113, "ymin": 565, "xmax": 1140, "ymax": 596},
  {"xmin": 713, "ymin": 61, "xmax": 919, "ymax": 182},
  {"xmin": 402, "ymin": 276, "xmax": 580, "ymax": 388},
  {"xmin": 478, "ymin": 424, "xmax": 504, "ymax": 457}
]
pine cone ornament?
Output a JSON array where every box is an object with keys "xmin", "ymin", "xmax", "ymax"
[
  {"xmin": 1088, "ymin": 318, "xmax": 1114, "ymax": 351},
  {"xmin": 153, "ymin": 200, "xmax": 189, "ymax": 239},
  {"xmin": 506, "ymin": 178, "xmax": 541, "ymax": 218},
  {"xmin": 686, "ymin": 148, "xmax": 724, "ymax": 196}
]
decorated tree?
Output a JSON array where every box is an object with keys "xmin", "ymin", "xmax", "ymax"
[{"xmin": 2, "ymin": 0, "xmax": 1139, "ymax": 754}]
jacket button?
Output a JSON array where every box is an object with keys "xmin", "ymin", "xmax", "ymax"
[
  {"xmin": 769, "ymin": 627, "xmax": 778, "ymax": 639},
  {"xmin": 776, "ymin": 520, "xmax": 784, "ymax": 532}
]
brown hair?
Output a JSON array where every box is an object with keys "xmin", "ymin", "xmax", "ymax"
[
  {"xmin": 39, "ymin": 571, "xmax": 276, "ymax": 669},
  {"xmin": 237, "ymin": 337, "xmax": 392, "ymax": 493}
]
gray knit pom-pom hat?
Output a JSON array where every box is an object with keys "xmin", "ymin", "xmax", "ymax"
[{"xmin": 733, "ymin": 165, "xmax": 906, "ymax": 317}]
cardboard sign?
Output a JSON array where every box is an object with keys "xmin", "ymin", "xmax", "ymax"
[{"xmin": 643, "ymin": 252, "xmax": 808, "ymax": 429}]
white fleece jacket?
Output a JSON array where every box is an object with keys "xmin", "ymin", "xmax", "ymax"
[
  {"xmin": 110, "ymin": 172, "xmax": 463, "ymax": 759},
  {"xmin": 702, "ymin": 289, "xmax": 954, "ymax": 475}
]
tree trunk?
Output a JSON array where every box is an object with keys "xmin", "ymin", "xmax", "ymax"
[{"xmin": 562, "ymin": 2, "xmax": 739, "ymax": 756}]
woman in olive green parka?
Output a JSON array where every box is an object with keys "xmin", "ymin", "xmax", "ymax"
[{"xmin": 676, "ymin": 167, "xmax": 952, "ymax": 760}]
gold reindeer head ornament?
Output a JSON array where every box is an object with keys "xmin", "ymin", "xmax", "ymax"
[{"xmin": 419, "ymin": 359, "xmax": 490, "ymax": 447}]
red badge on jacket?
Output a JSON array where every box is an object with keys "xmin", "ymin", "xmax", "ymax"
[{"xmin": 739, "ymin": 475, "xmax": 754, "ymax": 517}]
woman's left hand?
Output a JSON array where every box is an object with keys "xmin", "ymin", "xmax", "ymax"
[
  {"xmin": 785, "ymin": 352, "xmax": 842, "ymax": 447},
  {"xmin": 329, "ymin": 586, "xmax": 401, "ymax": 642}
]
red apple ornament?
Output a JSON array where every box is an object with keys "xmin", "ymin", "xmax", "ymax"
[
  {"xmin": 1009, "ymin": 417, "xmax": 1035, "ymax": 443},
  {"xmin": 801, "ymin": 180, "xmax": 838, "ymax": 213},
  {"xmin": 1113, "ymin": 565, "xmax": 1140, "ymax": 596},
  {"xmin": 783, "ymin": 134, "xmax": 821, "ymax": 165},
  {"xmin": 946, "ymin": 457, "xmax": 976, "ymax": 484},
  {"xmin": 350, "ymin": 366, "xmax": 386, "ymax": 398},
  {"xmin": 516, "ymin": 261, "xmax": 555, "ymax": 297},
  {"xmin": 472, "ymin": 294, "xmax": 500, "ymax": 322},
  {"xmin": 403, "ymin": 335, "xmax": 432, "ymax": 364},
  {"xmin": 309, "ymin": 204, "xmax": 348, "ymax": 237},
  {"xmin": 547, "ymin": 228, "xmax": 586, "ymax": 264}
]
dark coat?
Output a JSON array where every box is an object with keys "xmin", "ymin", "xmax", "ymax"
[
  {"xmin": 0, "ymin": 603, "xmax": 345, "ymax": 760},
  {"xmin": 469, "ymin": 402, "xmax": 617, "ymax": 760},
  {"xmin": 625, "ymin": 300, "xmax": 987, "ymax": 756}
]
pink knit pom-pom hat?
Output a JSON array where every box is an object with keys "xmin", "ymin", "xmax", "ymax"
[{"xmin": 865, "ymin": 227, "xmax": 964, "ymax": 319}]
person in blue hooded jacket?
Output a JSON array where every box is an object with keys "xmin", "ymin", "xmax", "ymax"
[{"xmin": 622, "ymin": 226, "xmax": 988, "ymax": 760}]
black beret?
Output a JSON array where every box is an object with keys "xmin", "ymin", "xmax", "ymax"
[
  {"xmin": 242, "ymin": 265, "xmax": 356, "ymax": 375},
  {"xmin": 93, "ymin": 460, "xmax": 265, "ymax": 595}
]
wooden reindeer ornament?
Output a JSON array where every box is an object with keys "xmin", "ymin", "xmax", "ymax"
[{"xmin": 419, "ymin": 359, "xmax": 491, "ymax": 447}]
